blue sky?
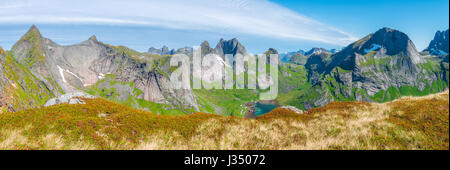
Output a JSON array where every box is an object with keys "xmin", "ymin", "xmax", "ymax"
[{"xmin": 0, "ymin": 0, "xmax": 448, "ymax": 53}]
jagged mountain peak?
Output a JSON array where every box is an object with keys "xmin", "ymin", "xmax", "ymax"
[
  {"xmin": 300, "ymin": 27, "xmax": 446, "ymax": 109},
  {"xmin": 265, "ymin": 48, "xmax": 279, "ymax": 55},
  {"xmin": 14, "ymin": 25, "xmax": 44, "ymax": 45},
  {"xmin": 424, "ymin": 29, "xmax": 449, "ymax": 55},
  {"xmin": 306, "ymin": 27, "xmax": 426, "ymax": 83},
  {"xmin": 200, "ymin": 40, "xmax": 211, "ymax": 48},
  {"xmin": 218, "ymin": 38, "xmax": 239, "ymax": 43},
  {"xmin": 356, "ymin": 27, "xmax": 418, "ymax": 56},
  {"xmin": 216, "ymin": 38, "xmax": 241, "ymax": 48},
  {"xmin": 373, "ymin": 27, "xmax": 407, "ymax": 40},
  {"xmin": 215, "ymin": 38, "xmax": 247, "ymax": 57},
  {"xmin": 88, "ymin": 35, "xmax": 98, "ymax": 42},
  {"xmin": 305, "ymin": 47, "xmax": 329, "ymax": 56}
]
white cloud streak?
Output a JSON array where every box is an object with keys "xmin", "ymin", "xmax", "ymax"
[{"xmin": 0, "ymin": 0, "xmax": 358, "ymax": 45}]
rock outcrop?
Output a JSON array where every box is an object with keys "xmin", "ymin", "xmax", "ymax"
[
  {"xmin": 44, "ymin": 92, "xmax": 95, "ymax": 106},
  {"xmin": 280, "ymin": 106, "xmax": 304, "ymax": 114},
  {"xmin": 148, "ymin": 45, "xmax": 173, "ymax": 55},
  {"xmin": 214, "ymin": 38, "xmax": 247, "ymax": 58},
  {"xmin": 285, "ymin": 48, "xmax": 332, "ymax": 66},
  {"xmin": 280, "ymin": 50, "xmax": 305, "ymax": 63},
  {"xmin": 1, "ymin": 45, "xmax": 57, "ymax": 112}
]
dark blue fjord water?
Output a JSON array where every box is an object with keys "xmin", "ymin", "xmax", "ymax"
[{"xmin": 254, "ymin": 103, "xmax": 278, "ymax": 116}]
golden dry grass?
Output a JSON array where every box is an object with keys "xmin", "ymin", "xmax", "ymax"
[{"xmin": 0, "ymin": 91, "xmax": 448, "ymax": 150}]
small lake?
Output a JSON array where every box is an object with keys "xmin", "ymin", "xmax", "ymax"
[{"xmin": 254, "ymin": 103, "xmax": 278, "ymax": 116}]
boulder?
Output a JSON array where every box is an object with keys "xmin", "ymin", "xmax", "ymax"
[{"xmin": 44, "ymin": 92, "xmax": 95, "ymax": 106}]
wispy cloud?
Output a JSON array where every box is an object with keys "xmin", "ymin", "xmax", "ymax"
[{"xmin": 0, "ymin": 0, "xmax": 357, "ymax": 45}]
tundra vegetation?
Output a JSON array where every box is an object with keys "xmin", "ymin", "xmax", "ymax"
[{"xmin": 0, "ymin": 90, "xmax": 447, "ymax": 150}]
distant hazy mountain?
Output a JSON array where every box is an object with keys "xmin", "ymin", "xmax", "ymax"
[
  {"xmin": 280, "ymin": 50, "xmax": 305, "ymax": 63},
  {"xmin": 214, "ymin": 38, "xmax": 247, "ymax": 58},
  {"xmin": 148, "ymin": 46, "xmax": 173, "ymax": 55},
  {"xmin": 423, "ymin": 29, "xmax": 449, "ymax": 56},
  {"xmin": 148, "ymin": 46, "xmax": 193, "ymax": 56},
  {"xmin": 1, "ymin": 45, "xmax": 56, "ymax": 112},
  {"xmin": 282, "ymin": 48, "xmax": 339, "ymax": 64}
]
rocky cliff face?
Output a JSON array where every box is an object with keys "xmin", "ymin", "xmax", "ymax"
[
  {"xmin": 302, "ymin": 27, "xmax": 447, "ymax": 109},
  {"xmin": 4, "ymin": 26, "xmax": 199, "ymax": 112},
  {"xmin": 10, "ymin": 25, "xmax": 65, "ymax": 95},
  {"xmin": 148, "ymin": 45, "xmax": 173, "ymax": 55},
  {"xmin": 193, "ymin": 38, "xmax": 248, "ymax": 88},
  {"xmin": 424, "ymin": 29, "xmax": 449, "ymax": 55},
  {"xmin": 1, "ymin": 45, "xmax": 57, "ymax": 112},
  {"xmin": 200, "ymin": 41, "xmax": 214, "ymax": 56}
]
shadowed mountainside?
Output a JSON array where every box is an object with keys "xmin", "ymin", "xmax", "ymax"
[{"xmin": 286, "ymin": 28, "xmax": 449, "ymax": 109}]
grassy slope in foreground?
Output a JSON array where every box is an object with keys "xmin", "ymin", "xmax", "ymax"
[{"xmin": 0, "ymin": 91, "xmax": 448, "ymax": 150}]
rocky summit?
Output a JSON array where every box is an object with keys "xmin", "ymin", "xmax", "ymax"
[
  {"xmin": 214, "ymin": 38, "xmax": 247, "ymax": 58},
  {"xmin": 424, "ymin": 29, "xmax": 449, "ymax": 56},
  {"xmin": 298, "ymin": 27, "xmax": 448, "ymax": 109}
]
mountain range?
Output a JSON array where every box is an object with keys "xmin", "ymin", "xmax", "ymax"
[
  {"xmin": 0, "ymin": 26, "xmax": 449, "ymax": 115},
  {"xmin": 297, "ymin": 28, "xmax": 448, "ymax": 109},
  {"xmin": 1, "ymin": 26, "xmax": 200, "ymax": 114}
]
